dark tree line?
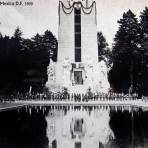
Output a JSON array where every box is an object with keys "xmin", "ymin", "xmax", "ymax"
[
  {"xmin": 109, "ymin": 7, "xmax": 148, "ymax": 96},
  {"xmin": 0, "ymin": 27, "xmax": 57, "ymax": 94}
]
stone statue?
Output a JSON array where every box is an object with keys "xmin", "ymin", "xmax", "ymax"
[
  {"xmin": 63, "ymin": 57, "xmax": 72, "ymax": 86},
  {"xmin": 97, "ymin": 60, "xmax": 110, "ymax": 93},
  {"xmin": 85, "ymin": 56, "xmax": 94, "ymax": 86},
  {"xmin": 46, "ymin": 59, "xmax": 56, "ymax": 86}
]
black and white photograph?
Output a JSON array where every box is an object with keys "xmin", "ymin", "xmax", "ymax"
[{"xmin": 0, "ymin": 0, "xmax": 148, "ymax": 147}]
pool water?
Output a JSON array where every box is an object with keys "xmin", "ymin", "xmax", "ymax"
[{"xmin": 0, "ymin": 105, "xmax": 148, "ymax": 148}]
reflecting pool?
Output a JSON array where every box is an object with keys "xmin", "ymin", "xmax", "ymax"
[{"xmin": 0, "ymin": 105, "xmax": 148, "ymax": 148}]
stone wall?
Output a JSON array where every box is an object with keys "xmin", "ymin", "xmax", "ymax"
[
  {"xmin": 81, "ymin": 3, "xmax": 98, "ymax": 63},
  {"xmin": 58, "ymin": 3, "xmax": 75, "ymax": 63}
]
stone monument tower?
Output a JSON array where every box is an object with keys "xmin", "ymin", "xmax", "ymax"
[
  {"xmin": 44, "ymin": 0, "xmax": 110, "ymax": 93},
  {"xmin": 56, "ymin": 0, "xmax": 99, "ymax": 88}
]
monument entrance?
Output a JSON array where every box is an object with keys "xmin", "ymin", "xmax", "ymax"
[
  {"xmin": 75, "ymin": 142, "xmax": 81, "ymax": 148},
  {"xmin": 74, "ymin": 71, "xmax": 83, "ymax": 85}
]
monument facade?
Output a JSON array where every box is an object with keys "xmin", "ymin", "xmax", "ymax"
[{"xmin": 47, "ymin": 0, "xmax": 110, "ymax": 93}]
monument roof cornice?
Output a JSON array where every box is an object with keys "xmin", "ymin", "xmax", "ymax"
[{"xmin": 59, "ymin": 0, "xmax": 96, "ymax": 14}]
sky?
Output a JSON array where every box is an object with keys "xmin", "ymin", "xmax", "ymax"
[{"xmin": 0, "ymin": 0, "xmax": 147, "ymax": 46}]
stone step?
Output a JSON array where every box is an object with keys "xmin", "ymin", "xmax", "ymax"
[{"xmin": 68, "ymin": 85, "xmax": 89, "ymax": 93}]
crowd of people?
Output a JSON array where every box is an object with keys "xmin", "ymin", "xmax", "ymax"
[{"xmin": 0, "ymin": 90, "xmax": 142, "ymax": 103}]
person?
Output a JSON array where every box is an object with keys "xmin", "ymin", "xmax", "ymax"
[{"xmin": 87, "ymin": 87, "xmax": 93, "ymax": 101}]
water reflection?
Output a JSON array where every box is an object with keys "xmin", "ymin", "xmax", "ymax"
[
  {"xmin": 45, "ymin": 107, "xmax": 115, "ymax": 148},
  {"xmin": 0, "ymin": 105, "xmax": 147, "ymax": 148}
]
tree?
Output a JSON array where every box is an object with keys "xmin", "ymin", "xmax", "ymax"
[
  {"xmin": 13, "ymin": 26, "xmax": 23, "ymax": 40},
  {"xmin": 42, "ymin": 30, "xmax": 58, "ymax": 62},
  {"xmin": 140, "ymin": 7, "xmax": 148, "ymax": 41},
  {"xmin": 32, "ymin": 33, "xmax": 43, "ymax": 51},
  {"xmin": 140, "ymin": 7, "xmax": 148, "ymax": 52},
  {"xmin": 20, "ymin": 31, "xmax": 58, "ymax": 93},
  {"xmin": 0, "ymin": 28, "xmax": 58, "ymax": 94},
  {"xmin": 97, "ymin": 31, "xmax": 112, "ymax": 68},
  {"xmin": 0, "ymin": 33, "xmax": 3, "ymax": 39},
  {"xmin": 110, "ymin": 10, "xmax": 140, "ymax": 93},
  {"xmin": 138, "ymin": 7, "xmax": 148, "ymax": 95},
  {"xmin": 12, "ymin": 26, "xmax": 23, "ymax": 53},
  {"xmin": 97, "ymin": 32, "xmax": 108, "ymax": 57}
]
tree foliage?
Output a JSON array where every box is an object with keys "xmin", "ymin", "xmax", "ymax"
[
  {"xmin": 110, "ymin": 8, "xmax": 148, "ymax": 96},
  {"xmin": 0, "ymin": 28, "xmax": 58, "ymax": 94},
  {"xmin": 109, "ymin": 10, "xmax": 140, "ymax": 93},
  {"xmin": 138, "ymin": 7, "xmax": 148, "ymax": 95},
  {"xmin": 97, "ymin": 32, "xmax": 112, "ymax": 69}
]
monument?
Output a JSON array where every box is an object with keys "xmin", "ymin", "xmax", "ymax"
[{"xmin": 46, "ymin": 0, "xmax": 110, "ymax": 93}]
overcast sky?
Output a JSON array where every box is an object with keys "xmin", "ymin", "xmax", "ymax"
[{"xmin": 0, "ymin": 0, "xmax": 147, "ymax": 46}]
